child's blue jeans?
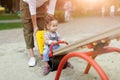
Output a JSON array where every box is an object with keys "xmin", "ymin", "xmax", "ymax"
[{"xmin": 43, "ymin": 45, "xmax": 60, "ymax": 61}]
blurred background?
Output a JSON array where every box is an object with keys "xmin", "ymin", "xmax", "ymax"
[
  {"xmin": 0, "ymin": 0, "xmax": 120, "ymax": 16},
  {"xmin": 0, "ymin": 0, "xmax": 120, "ymax": 30}
]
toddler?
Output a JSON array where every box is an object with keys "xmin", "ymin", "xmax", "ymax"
[{"xmin": 43, "ymin": 17, "xmax": 73, "ymax": 75}]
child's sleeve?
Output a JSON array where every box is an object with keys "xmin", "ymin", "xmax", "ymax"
[{"xmin": 44, "ymin": 32, "xmax": 53, "ymax": 45}]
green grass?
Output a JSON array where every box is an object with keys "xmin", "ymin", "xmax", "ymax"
[
  {"xmin": 0, "ymin": 22, "xmax": 22, "ymax": 30},
  {"xmin": 0, "ymin": 13, "xmax": 22, "ymax": 30},
  {"xmin": 0, "ymin": 14, "xmax": 20, "ymax": 20}
]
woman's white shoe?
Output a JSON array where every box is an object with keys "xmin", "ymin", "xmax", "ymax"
[{"xmin": 28, "ymin": 57, "xmax": 36, "ymax": 67}]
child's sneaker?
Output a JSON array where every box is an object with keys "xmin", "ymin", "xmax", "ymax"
[
  {"xmin": 28, "ymin": 57, "xmax": 36, "ymax": 67},
  {"xmin": 43, "ymin": 65, "xmax": 50, "ymax": 75},
  {"xmin": 67, "ymin": 62, "xmax": 74, "ymax": 69}
]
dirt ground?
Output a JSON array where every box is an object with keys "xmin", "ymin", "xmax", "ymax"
[{"xmin": 0, "ymin": 16, "xmax": 120, "ymax": 80}]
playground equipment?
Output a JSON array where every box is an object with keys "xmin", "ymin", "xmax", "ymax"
[
  {"xmin": 54, "ymin": 26, "xmax": 120, "ymax": 80},
  {"xmin": 55, "ymin": 52, "xmax": 109, "ymax": 80},
  {"xmin": 36, "ymin": 26, "xmax": 120, "ymax": 80},
  {"xmin": 36, "ymin": 30, "xmax": 45, "ymax": 55},
  {"xmin": 53, "ymin": 27, "xmax": 120, "ymax": 56}
]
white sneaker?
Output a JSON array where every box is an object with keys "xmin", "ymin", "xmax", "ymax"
[{"xmin": 28, "ymin": 57, "xmax": 36, "ymax": 67}]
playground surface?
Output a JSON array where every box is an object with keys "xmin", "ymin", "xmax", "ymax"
[{"xmin": 0, "ymin": 16, "xmax": 120, "ymax": 80}]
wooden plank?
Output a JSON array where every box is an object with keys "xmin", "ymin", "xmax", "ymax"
[{"xmin": 53, "ymin": 26, "xmax": 120, "ymax": 56}]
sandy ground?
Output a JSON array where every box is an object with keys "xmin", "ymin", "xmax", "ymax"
[{"xmin": 0, "ymin": 16, "xmax": 120, "ymax": 80}]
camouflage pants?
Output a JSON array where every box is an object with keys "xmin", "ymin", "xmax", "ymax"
[{"xmin": 20, "ymin": 0, "xmax": 47, "ymax": 49}]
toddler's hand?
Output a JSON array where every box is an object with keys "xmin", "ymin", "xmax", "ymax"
[
  {"xmin": 60, "ymin": 39, "xmax": 66, "ymax": 43},
  {"xmin": 60, "ymin": 40, "xmax": 68, "ymax": 45},
  {"xmin": 52, "ymin": 40, "xmax": 58, "ymax": 44}
]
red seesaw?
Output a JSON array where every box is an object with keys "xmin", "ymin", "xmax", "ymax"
[
  {"xmin": 53, "ymin": 27, "xmax": 120, "ymax": 80},
  {"xmin": 55, "ymin": 52, "xmax": 109, "ymax": 80}
]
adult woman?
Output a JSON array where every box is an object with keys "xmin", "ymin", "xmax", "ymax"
[{"xmin": 20, "ymin": 0, "xmax": 57, "ymax": 67}]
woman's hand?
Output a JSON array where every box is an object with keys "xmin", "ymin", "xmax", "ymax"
[{"xmin": 34, "ymin": 26, "xmax": 39, "ymax": 33}]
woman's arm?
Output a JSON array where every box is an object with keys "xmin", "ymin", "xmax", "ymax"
[
  {"xmin": 31, "ymin": 15, "xmax": 38, "ymax": 32},
  {"xmin": 47, "ymin": 0, "xmax": 57, "ymax": 15}
]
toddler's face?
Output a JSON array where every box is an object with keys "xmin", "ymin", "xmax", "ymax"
[{"xmin": 48, "ymin": 20, "xmax": 58, "ymax": 33}]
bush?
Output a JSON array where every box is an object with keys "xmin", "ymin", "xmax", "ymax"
[
  {"xmin": 55, "ymin": 10, "xmax": 65, "ymax": 23},
  {"xmin": 0, "ymin": 7, "xmax": 5, "ymax": 15}
]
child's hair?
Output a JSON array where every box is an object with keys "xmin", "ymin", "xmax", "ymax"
[{"xmin": 45, "ymin": 17, "xmax": 58, "ymax": 30}]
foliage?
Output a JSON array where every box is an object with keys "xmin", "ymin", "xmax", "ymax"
[
  {"xmin": 56, "ymin": 0, "xmax": 65, "ymax": 10},
  {"xmin": 55, "ymin": 10, "xmax": 65, "ymax": 23},
  {"xmin": 0, "ymin": 7, "xmax": 5, "ymax": 15}
]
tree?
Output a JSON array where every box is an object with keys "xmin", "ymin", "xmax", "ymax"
[
  {"xmin": 0, "ymin": 0, "xmax": 13, "ymax": 13},
  {"xmin": 12, "ymin": 0, "xmax": 20, "ymax": 13},
  {"xmin": 0, "ymin": 0, "xmax": 20, "ymax": 13}
]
